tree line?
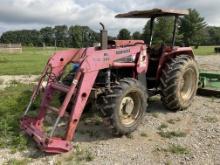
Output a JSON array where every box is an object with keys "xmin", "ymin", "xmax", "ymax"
[
  {"xmin": 1, "ymin": 9, "xmax": 220, "ymax": 47},
  {"xmin": 0, "ymin": 25, "xmax": 100, "ymax": 48}
]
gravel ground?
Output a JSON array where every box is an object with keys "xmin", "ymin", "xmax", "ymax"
[
  {"xmin": 1, "ymin": 55, "xmax": 220, "ymax": 165},
  {"xmin": 196, "ymin": 55, "xmax": 220, "ymax": 71}
]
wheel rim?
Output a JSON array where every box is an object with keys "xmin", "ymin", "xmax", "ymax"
[
  {"xmin": 119, "ymin": 92, "xmax": 141, "ymax": 126},
  {"xmin": 179, "ymin": 67, "xmax": 196, "ymax": 101}
]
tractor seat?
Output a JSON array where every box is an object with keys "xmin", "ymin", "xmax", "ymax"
[{"xmin": 148, "ymin": 43, "xmax": 165, "ymax": 58}]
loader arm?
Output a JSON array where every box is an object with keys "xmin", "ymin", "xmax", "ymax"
[{"xmin": 20, "ymin": 44, "xmax": 147, "ymax": 153}]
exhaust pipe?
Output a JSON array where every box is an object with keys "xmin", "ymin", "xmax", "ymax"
[{"xmin": 100, "ymin": 22, "xmax": 108, "ymax": 50}]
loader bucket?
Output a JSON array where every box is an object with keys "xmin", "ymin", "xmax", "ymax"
[{"xmin": 197, "ymin": 71, "xmax": 220, "ymax": 97}]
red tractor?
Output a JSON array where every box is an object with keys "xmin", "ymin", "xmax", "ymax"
[{"xmin": 21, "ymin": 8, "xmax": 199, "ymax": 153}]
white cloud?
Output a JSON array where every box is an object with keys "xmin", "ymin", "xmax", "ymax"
[{"xmin": 0, "ymin": 0, "xmax": 219, "ymax": 36}]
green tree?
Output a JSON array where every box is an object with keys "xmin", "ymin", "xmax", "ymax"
[
  {"xmin": 0, "ymin": 31, "xmax": 17, "ymax": 43},
  {"xmin": 207, "ymin": 26, "xmax": 220, "ymax": 45},
  {"xmin": 0, "ymin": 30, "xmax": 41, "ymax": 46},
  {"xmin": 132, "ymin": 31, "xmax": 142, "ymax": 40},
  {"xmin": 154, "ymin": 17, "xmax": 174, "ymax": 44},
  {"xmin": 117, "ymin": 28, "xmax": 131, "ymax": 40},
  {"xmin": 179, "ymin": 8, "xmax": 207, "ymax": 46},
  {"xmin": 54, "ymin": 25, "xmax": 69, "ymax": 47},
  {"xmin": 142, "ymin": 17, "xmax": 174, "ymax": 45},
  {"xmin": 30, "ymin": 30, "xmax": 41, "ymax": 46},
  {"xmin": 68, "ymin": 25, "xmax": 83, "ymax": 48},
  {"xmin": 142, "ymin": 20, "xmax": 151, "ymax": 43},
  {"xmin": 40, "ymin": 27, "xmax": 54, "ymax": 46},
  {"xmin": 68, "ymin": 25, "xmax": 99, "ymax": 48}
]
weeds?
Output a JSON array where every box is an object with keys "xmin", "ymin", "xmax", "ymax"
[
  {"xmin": 165, "ymin": 160, "xmax": 172, "ymax": 165},
  {"xmin": 59, "ymin": 145, "xmax": 95, "ymax": 163},
  {"xmin": 151, "ymin": 112, "xmax": 159, "ymax": 118},
  {"xmin": 0, "ymin": 78, "xmax": 4, "ymax": 85},
  {"xmin": 126, "ymin": 134, "xmax": 134, "ymax": 139},
  {"xmin": 164, "ymin": 144, "xmax": 190, "ymax": 155},
  {"xmin": 158, "ymin": 123, "xmax": 168, "ymax": 130},
  {"xmin": 158, "ymin": 130, "xmax": 187, "ymax": 138},
  {"xmin": 74, "ymin": 145, "xmax": 94, "ymax": 162},
  {"xmin": 55, "ymin": 161, "xmax": 62, "ymax": 165},
  {"xmin": 0, "ymin": 84, "xmax": 40, "ymax": 151},
  {"xmin": 0, "ymin": 57, "xmax": 9, "ymax": 63},
  {"xmin": 87, "ymin": 130, "xmax": 100, "ymax": 138},
  {"xmin": 94, "ymin": 114, "xmax": 103, "ymax": 126},
  {"xmin": 84, "ymin": 113, "xmax": 103, "ymax": 126},
  {"xmin": 10, "ymin": 80, "xmax": 20, "ymax": 85},
  {"xmin": 4, "ymin": 158, "xmax": 29, "ymax": 165},
  {"xmin": 202, "ymin": 116, "xmax": 218, "ymax": 123},
  {"xmin": 167, "ymin": 118, "xmax": 181, "ymax": 124},
  {"xmin": 140, "ymin": 132, "xmax": 148, "ymax": 137}
]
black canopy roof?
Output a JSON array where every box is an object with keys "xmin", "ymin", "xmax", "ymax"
[{"xmin": 115, "ymin": 8, "xmax": 188, "ymax": 18}]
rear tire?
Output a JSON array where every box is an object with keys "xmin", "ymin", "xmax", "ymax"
[
  {"xmin": 160, "ymin": 55, "xmax": 199, "ymax": 111},
  {"xmin": 102, "ymin": 78, "xmax": 147, "ymax": 135}
]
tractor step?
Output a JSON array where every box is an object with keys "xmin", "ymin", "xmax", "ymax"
[
  {"xmin": 51, "ymin": 82, "xmax": 70, "ymax": 93},
  {"xmin": 46, "ymin": 104, "xmax": 59, "ymax": 113},
  {"xmin": 45, "ymin": 105, "xmax": 69, "ymax": 117}
]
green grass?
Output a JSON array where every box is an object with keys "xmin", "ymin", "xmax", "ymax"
[
  {"xmin": 0, "ymin": 82, "xmax": 95, "ymax": 163},
  {"xmin": 4, "ymin": 158, "xmax": 29, "ymax": 165},
  {"xmin": 158, "ymin": 123, "xmax": 168, "ymax": 130},
  {"xmin": 0, "ymin": 47, "xmax": 65, "ymax": 75},
  {"xmin": 64, "ymin": 145, "xmax": 94, "ymax": 163},
  {"xmin": 0, "ymin": 83, "xmax": 40, "ymax": 151},
  {"xmin": 0, "ymin": 46, "xmax": 218, "ymax": 75},
  {"xmin": 163, "ymin": 144, "xmax": 190, "ymax": 155},
  {"xmin": 75, "ymin": 147, "xmax": 94, "ymax": 162},
  {"xmin": 193, "ymin": 46, "xmax": 219, "ymax": 56},
  {"xmin": 158, "ymin": 130, "xmax": 187, "ymax": 138}
]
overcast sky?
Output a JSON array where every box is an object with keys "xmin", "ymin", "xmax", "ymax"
[{"xmin": 0, "ymin": 0, "xmax": 219, "ymax": 36}]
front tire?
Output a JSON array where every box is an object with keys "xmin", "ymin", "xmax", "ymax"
[
  {"xmin": 102, "ymin": 78, "xmax": 147, "ymax": 135},
  {"xmin": 160, "ymin": 55, "xmax": 199, "ymax": 111}
]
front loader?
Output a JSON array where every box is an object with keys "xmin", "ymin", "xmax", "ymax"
[{"xmin": 20, "ymin": 8, "xmax": 199, "ymax": 153}]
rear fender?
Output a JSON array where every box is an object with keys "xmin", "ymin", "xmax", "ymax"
[{"xmin": 156, "ymin": 47, "xmax": 194, "ymax": 79}]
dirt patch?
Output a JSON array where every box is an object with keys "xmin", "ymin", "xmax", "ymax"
[{"xmin": 0, "ymin": 75, "xmax": 39, "ymax": 90}]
